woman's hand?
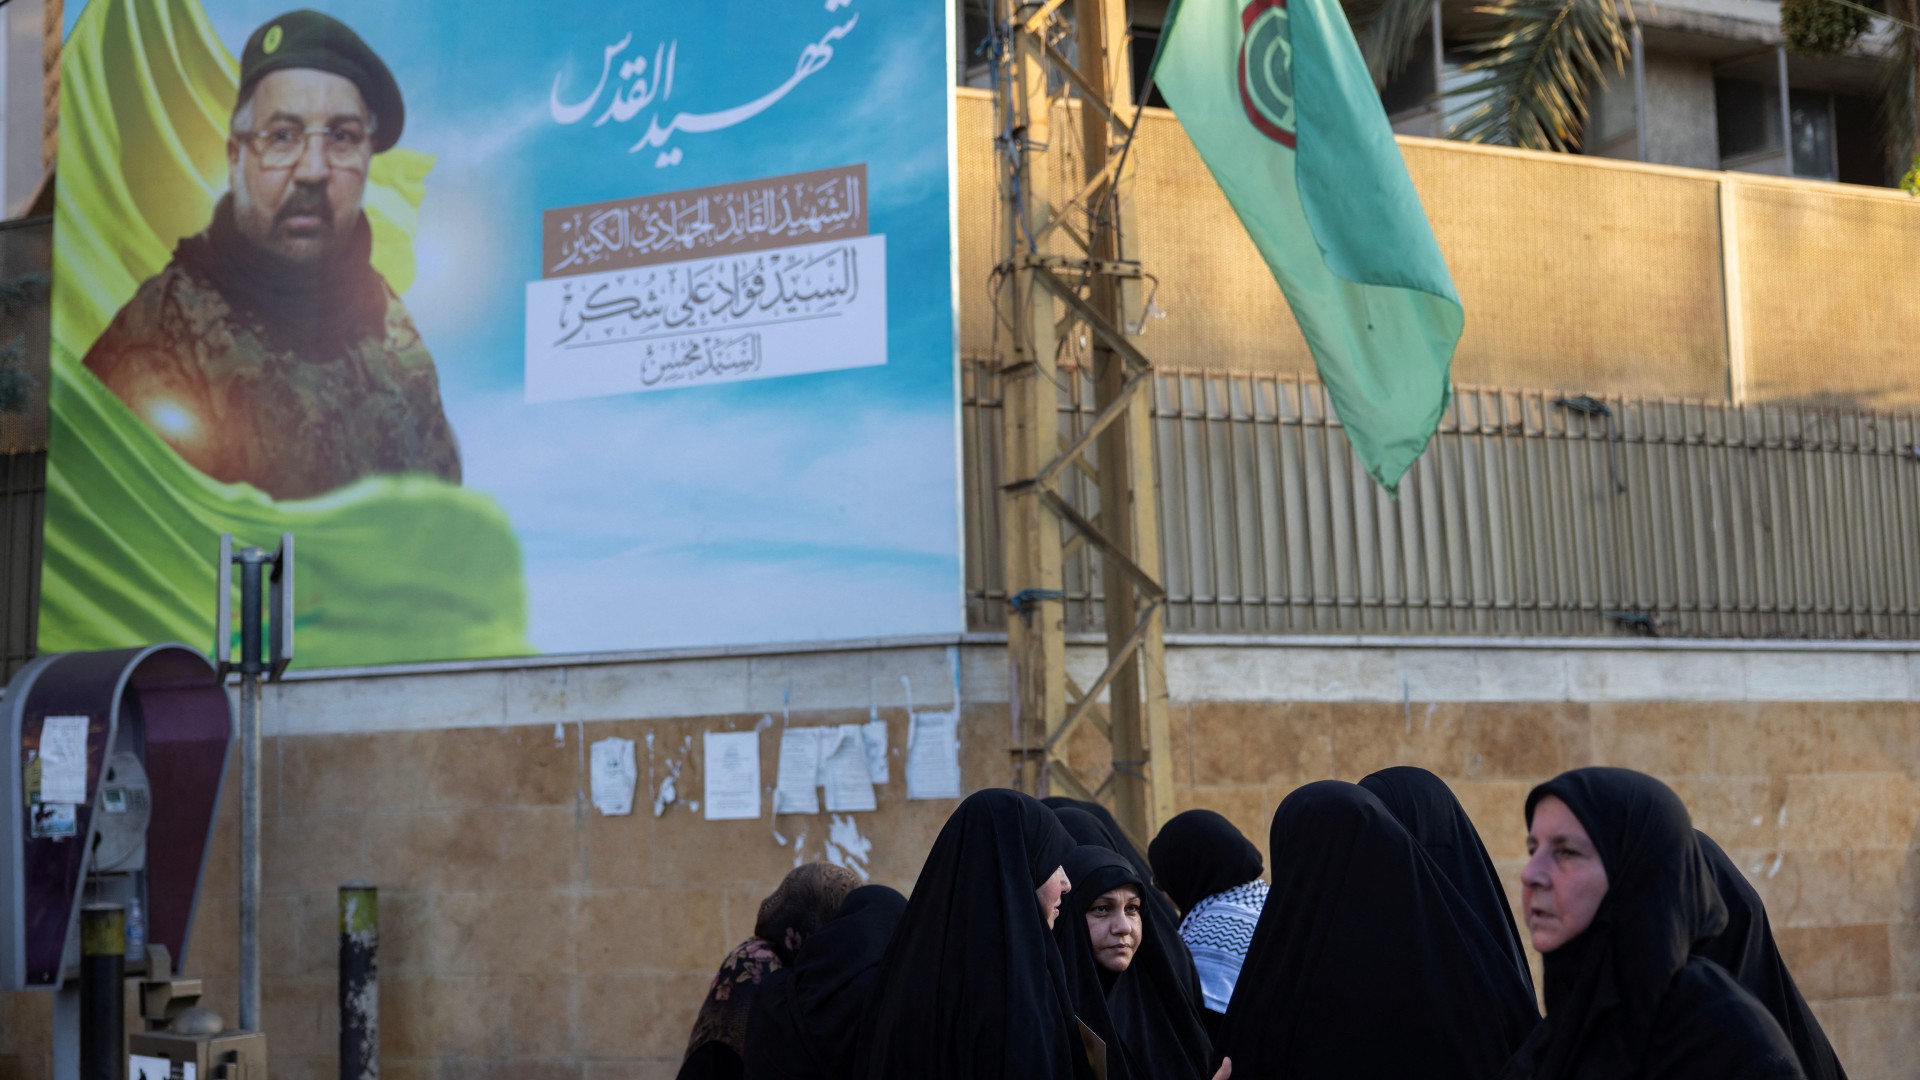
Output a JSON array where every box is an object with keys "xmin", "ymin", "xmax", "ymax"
[{"xmin": 1211, "ymin": 1057, "xmax": 1232, "ymax": 1080}]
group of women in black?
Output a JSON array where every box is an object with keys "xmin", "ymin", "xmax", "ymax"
[{"xmin": 678, "ymin": 765, "xmax": 1847, "ymax": 1079}]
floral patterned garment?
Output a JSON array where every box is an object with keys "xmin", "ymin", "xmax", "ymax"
[
  {"xmin": 684, "ymin": 937, "xmax": 783, "ymax": 1064},
  {"xmin": 683, "ymin": 862, "xmax": 860, "ymax": 1066}
]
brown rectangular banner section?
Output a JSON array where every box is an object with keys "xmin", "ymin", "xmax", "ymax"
[{"xmin": 542, "ymin": 163, "xmax": 868, "ymax": 278}]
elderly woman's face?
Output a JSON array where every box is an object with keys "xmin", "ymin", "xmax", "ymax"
[
  {"xmin": 1521, "ymin": 795, "xmax": 1609, "ymax": 953},
  {"xmin": 1035, "ymin": 865, "xmax": 1071, "ymax": 929},
  {"xmin": 1086, "ymin": 885, "xmax": 1143, "ymax": 974}
]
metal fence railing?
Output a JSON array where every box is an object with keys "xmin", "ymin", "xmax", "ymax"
[{"xmin": 965, "ymin": 360, "xmax": 1920, "ymax": 640}]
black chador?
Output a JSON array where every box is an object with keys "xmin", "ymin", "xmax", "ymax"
[
  {"xmin": 1509, "ymin": 768, "xmax": 1806, "ymax": 1080},
  {"xmin": 1053, "ymin": 844, "xmax": 1214, "ymax": 1080},
  {"xmin": 1691, "ymin": 832, "xmax": 1845, "ymax": 1080},
  {"xmin": 1214, "ymin": 781, "xmax": 1539, "ymax": 1078},
  {"xmin": 855, "ymin": 789, "xmax": 1095, "ymax": 1080},
  {"xmin": 743, "ymin": 885, "xmax": 906, "ymax": 1080},
  {"xmin": 1360, "ymin": 766, "xmax": 1535, "ymax": 995}
]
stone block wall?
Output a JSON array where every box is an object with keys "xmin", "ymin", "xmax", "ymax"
[{"xmin": 2, "ymin": 640, "xmax": 1915, "ymax": 1078}]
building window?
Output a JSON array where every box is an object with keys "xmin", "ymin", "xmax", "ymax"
[
  {"xmin": 1716, "ymin": 77, "xmax": 1780, "ymax": 164},
  {"xmin": 1787, "ymin": 88, "xmax": 1836, "ymax": 180}
]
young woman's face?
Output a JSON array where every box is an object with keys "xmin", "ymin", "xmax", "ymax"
[
  {"xmin": 1036, "ymin": 865, "xmax": 1071, "ymax": 929},
  {"xmin": 1086, "ymin": 885, "xmax": 1144, "ymax": 973},
  {"xmin": 1521, "ymin": 795, "xmax": 1610, "ymax": 953}
]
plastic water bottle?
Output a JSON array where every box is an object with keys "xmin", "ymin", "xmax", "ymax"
[{"xmin": 125, "ymin": 895, "xmax": 145, "ymax": 960}]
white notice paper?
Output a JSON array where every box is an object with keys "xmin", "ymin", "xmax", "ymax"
[
  {"xmin": 773, "ymin": 727, "xmax": 823, "ymax": 815},
  {"xmin": 703, "ymin": 730, "xmax": 762, "ymax": 820},
  {"xmin": 589, "ymin": 737, "xmax": 638, "ymax": 816},
  {"xmin": 905, "ymin": 710, "xmax": 962, "ymax": 800},
  {"xmin": 822, "ymin": 725, "xmax": 878, "ymax": 812},
  {"xmin": 38, "ymin": 715, "xmax": 89, "ymax": 805},
  {"xmin": 862, "ymin": 718, "xmax": 889, "ymax": 784}
]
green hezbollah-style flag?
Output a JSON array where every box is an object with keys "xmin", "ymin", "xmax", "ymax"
[{"xmin": 1152, "ymin": 0, "xmax": 1462, "ymax": 493}]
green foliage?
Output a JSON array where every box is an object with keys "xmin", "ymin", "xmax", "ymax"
[
  {"xmin": 1780, "ymin": 0, "xmax": 1874, "ymax": 57},
  {"xmin": 1445, "ymin": 0, "xmax": 1633, "ymax": 151},
  {"xmin": 1877, "ymin": 22, "xmax": 1918, "ymax": 184},
  {"xmin": 1902, "ymin": 153, "xmax": 1920, "ymax": 194}
]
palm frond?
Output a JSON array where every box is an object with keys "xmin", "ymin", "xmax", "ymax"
[
  {"xmin": 1876, "ymin": 19, "xmax": 1918, "ymax": 184},
  {"xmin": 1345, "ymin": 0, "xmax": 1440, "ymax": 85},
  {"xmin": 1444, "ymin": 0, "xmax": 1632, "ymax": 152}
]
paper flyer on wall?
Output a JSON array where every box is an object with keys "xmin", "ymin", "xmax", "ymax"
[{"xmin": 702, "ymin": 730, "xmax": 761, "ymax": 821}]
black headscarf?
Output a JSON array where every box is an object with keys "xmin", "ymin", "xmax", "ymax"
[
  {"xmin": 1519, "ymin": 768, "xmax": 1805, "ymax": 1080},
  {"xmin": 1146, "ymin": 809, "xmax": 1264, "ymax": 916},
  {"xmin": 1043, "ymin": 798, "xmax": 1181, "ymax": 921},
  {"xmin": 1692, "ymin": 831, "xmax": 1846, "ymax": 1080},
  {"xmin": 856, "ymin": 788, "xmax": 1093, "ymax": 1080},
  {"xmin": 1360, "ymin": 766, "xmax": 1534, "ymax": 996},
  {"xmin": 1056, "ymin": 844, "xmax": 1214, "ymax": 1080},
  {"xmin": 743, "ymin": 885, "xmax": 907, "ymax": 1080},
  {"xmin": 1215, "ymin": 781, "xmax": 1539, "ymax": 1079}
]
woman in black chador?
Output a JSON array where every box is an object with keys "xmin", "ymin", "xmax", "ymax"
[
  {"xmin": 855, "ymin": 788, "xmax": 1096, "ymax": 1080},
  {"xmin": 680, "ymin": 863, "xmax": 860, "ymax": 1080},
  {"xmin": 1692, "ymin": 831, "xmax": 1846, "ymax": 1080},
  {"xmin": 1507, "ymin": 767, "xmax": 1808, "ymax": 1079},
  {"xmin": 1147, "ymin": 809, "xmax": 1269, "ymax": 1036},
  {"xmin": 1053, "ymin": 843, "xmax": 1215, "ymax": 1080},
  {"xmin": 1360, "ymin": 765, "xmax": 1535, "ymax": 995},
  {"xmin": 742, "ymin": 884, "xmax": 907, "ymax": 1080},
  {"xmin": 1213, "ymin": 781, "xmax": 1539, "ymax": 1078},
  {"xmin": 1043, "ymin": 798, "xmax": 1189, "ymax": 944},
  {"xmin": 1050, "ymin": 803, "xmax": 1203, "ymax": 1007}
]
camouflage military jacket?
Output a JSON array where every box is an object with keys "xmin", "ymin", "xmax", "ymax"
[{"xmin": 81, "ymin": 223, "xmax": 460, "ymax": 502}]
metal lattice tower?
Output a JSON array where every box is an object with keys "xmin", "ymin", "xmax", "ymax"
[{"xmin": 993, "ymin": 0, "xmax": 1173, "ymax": 844}]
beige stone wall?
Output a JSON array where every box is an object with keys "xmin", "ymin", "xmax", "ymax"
[
  {"xmin": 1164, "ymin": 698, "xmax": 1920, "ymax": 1080},
  {"xmin": 3, "ymin": 644, "xmax": 1917, "ymax": 1078},
  {"xmin": 955, "ymin": 90, "xmax": 1920, "ymax": 409}
]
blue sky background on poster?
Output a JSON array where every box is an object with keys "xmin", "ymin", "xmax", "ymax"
[{"xmin": 75, "ymin": 0, "xmax": 964, "ymax": 654}]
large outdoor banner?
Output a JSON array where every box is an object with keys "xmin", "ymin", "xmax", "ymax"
[{"xmin": 44, "ymin": 0, "xmax": 961, "ymax": 667}]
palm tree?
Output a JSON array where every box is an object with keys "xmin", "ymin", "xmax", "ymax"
[{"xmin": 1347, "ymin": 0, "xmax": 1920, "ymax": 183}]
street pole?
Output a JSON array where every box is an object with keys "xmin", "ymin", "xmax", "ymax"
[
  {"xmin": 217, "ymin": 532, "xmax": 292, "ymax": 1036},
  {"xmin": 339, "ymin": 883, "xmax": 378, "ymax": 1080},
  {"xmin": 236, "ymin": 547, "xmax": 267, "ymax": 1033}
]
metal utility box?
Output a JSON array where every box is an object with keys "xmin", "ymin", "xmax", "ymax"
[
  {"xmin": 130, "ymin": 1028, "xmax": 268, "ymax": 1080},
  {"xmin": 0, "ymin": 645, "xmax": 232, "ymax": 990}
]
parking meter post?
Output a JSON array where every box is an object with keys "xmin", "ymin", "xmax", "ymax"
[{"xmin": 80, "ymin": 904, "xmax": 125, "ymax": 1080}]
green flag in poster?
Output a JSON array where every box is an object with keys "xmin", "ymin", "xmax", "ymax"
[{"xmin": 1152, "ymin": 0, "xmax": 1462, "ymax": 494}]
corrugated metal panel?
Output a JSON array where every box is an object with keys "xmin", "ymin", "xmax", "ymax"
[{"xmin": 966, "ymin": 361, "xmax": 1920, "ymax": 639}]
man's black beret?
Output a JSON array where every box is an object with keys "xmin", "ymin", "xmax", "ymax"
[{"xmin": 237, "ymin": 9, "xmax": 404, "ymax": 152}]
